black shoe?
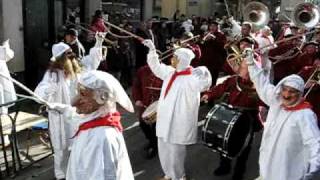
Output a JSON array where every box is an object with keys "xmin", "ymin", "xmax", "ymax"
[
  {"xmin": 145, "ymin": 147, "xmax": 157, "ymax": 159},
  {"xmin": 213, "ymin": 163, "xmax": 231, "ymax": 176}
]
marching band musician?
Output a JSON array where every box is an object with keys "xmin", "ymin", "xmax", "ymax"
[
  {"xmin": 64, "ymin": 28, "xmax": 85, "ymax": 59},
  {"xmin": 199, "ymin": 21, "xmax": 227, "ymax": 86},
  {"xmin": 298, "ymin": 58, "xmax": 320, "ymax": 126},
  {"xmin": 132, "ymin": 64, "xmax": 163, "ymax": 159},
  {"xmin": 143, "ymin": 39, "xmax": 212, "ymax": 180},
  {"xmin": 292, "ymin": 41, "xmax": 319, "ymax": 73},
  {"xmin": 201, "ymin": 37, "xmax": 264, "ymax": 180},
  {"xmin": 268, "ymin": 34, "xmax": 302, "ymax": 84},
  {"xmin": 34, "ymin": 33, "xmax": 105, "ymax": 180},
  {"xmin": 245, "ymin": 44, "xmax": 320, "ymax": 180},
  {"xmin": 49, "ymin": 70, "xmax": 135, "ymax": 180}
]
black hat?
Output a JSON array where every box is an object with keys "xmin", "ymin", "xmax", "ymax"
[
  {"xmin": 65, "ymin": 28, "xmax": 78, "ymax": 37},
  {"xmin": 239, "ymin": 37, "xmax": 255, "ymax": 45},
  {"xmin": 302, "ymin": 41, "xmax": 319, "ymax": 48}
]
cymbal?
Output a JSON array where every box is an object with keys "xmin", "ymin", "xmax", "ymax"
[{"xmin": 146, "ymin": 86, "xmax": 161, "ymax": 90}]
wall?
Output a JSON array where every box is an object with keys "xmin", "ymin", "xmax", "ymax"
[
  {"xmin": 1, "ymin": 0, "xmax": 25, "ymax": 72},
  {"xmin": 84, "ymin": 0, "xmax": 101, "ymax": 23}
]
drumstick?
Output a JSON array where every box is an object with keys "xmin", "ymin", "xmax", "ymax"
[{"xmin": 145, "ymin": 86, "xmax": 161, "ymax": 90}]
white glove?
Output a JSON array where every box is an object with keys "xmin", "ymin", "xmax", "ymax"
[
  {"xmin": 95, "ymin": 32, "xmax": 107, "ymax": 47},
  {"xmin": 48, "ymin": 102, "xmax": 70, "ymax": 113},
  {"xmin": 135, "ymin": 100, "xmax": 144, "ymax": 107},
  {"xmin": 243, "ymin": 48, "xmax": 255, "ymax": 65},
  {"xmin": 142, "ymin": 39, "xmax": 156, "ymax": 51},
  {"xmin": 201, "ymin": 94, "xmax": 209, "ymax": 103}
]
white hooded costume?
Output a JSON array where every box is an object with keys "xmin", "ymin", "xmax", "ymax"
[
  {"xmin": 144, "ymin": 40, "xmax": 212, "ymax": 179},
  {"xmin": 34, "ymin": 38, "xmax": 105, "ymax": 179},
  {"xmin": 50, "ymin": 70, "xmax": 134, "ymax": 180},
  {"xmin": 0, "ymin": 40, "xmax": 17, "ymax": 114},
  {"xmin": 246, "ymin": 52, "xmax": 320, "ymax": 180}
]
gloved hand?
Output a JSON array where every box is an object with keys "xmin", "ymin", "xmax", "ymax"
[
  {"xmin": 243, "ymin": 47, "xmax": 255, "ymax": 65},
  {"xmin": 95, "ymin": 32, "xmax": 107, "ymax": 47},
  {"xmin": 201, "ymin": 94, "xmax": 209, "ymax": 103},
  {"xmin": 142, "ymin": 39, "xmax": 156, "ymax": 51},
  {"xmin": 48, "ymin": 102, "xmax": 70, "ymax": 113},
  {"xmin": 135, "ymin": 100, "xmax": 144, "ymax": 107}
]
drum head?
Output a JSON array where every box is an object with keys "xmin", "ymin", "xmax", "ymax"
[{"xmin": 142, "ymin": 101, "xmax": 158, "ymax": 119}]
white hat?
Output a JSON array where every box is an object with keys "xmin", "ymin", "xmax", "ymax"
[
  {"xmin": 79, "ymin": 70, "xmax": 134, "ymax": 113},
  {"xmin": 174, "ymin": 48, "xmax": 195, "ymax": 71},
  {"xmin": 276, "ymin": 74, "xmax": 305, "ymax": 94},
  {"xmin": 51, "ymin": 42, "xmax": 70, "ymax": 61}
]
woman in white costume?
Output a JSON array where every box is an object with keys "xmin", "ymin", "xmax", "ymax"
[
  {"xmin": 143, "ymin": 39, "xmax": 212, "ymax": 180},
  {"xmin": 50, "ymin": 70, "xmax": 135, "ymax": 180}
]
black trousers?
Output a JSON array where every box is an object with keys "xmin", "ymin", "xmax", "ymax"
[
  {"xmin": 139, "ymin": 119, "xmax": 157, "ymax": 149},
  {"xmin": 219, "ymin": 130, "xmax": 254, "ymax": 180}
]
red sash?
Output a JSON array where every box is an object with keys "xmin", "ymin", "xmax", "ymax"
[
  {"xmin": 72, "ymin": 112, "xmax": 122, "ymax": 137},
  {"xmin": 164, "ymin": 67, "xmax": 192, "ymax": 98},
  {"xmin": 283, "ymin": 99, "xmax": 313, "ymax": 111}
]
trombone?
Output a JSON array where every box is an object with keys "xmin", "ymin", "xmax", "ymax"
[{"xmin": 304, "ymin": 66, "xmax": 320, "ymax": 98}]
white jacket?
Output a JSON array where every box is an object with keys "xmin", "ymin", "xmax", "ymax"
[
  {"xmin": 147, "ymin": 51, "xmax": 212, "ymax": 144},
  {"xmin": 248, "ymin": 62, "xmax": 320, "ymax": 180}
]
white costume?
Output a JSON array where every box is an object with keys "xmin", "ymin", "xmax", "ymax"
[
  {"xmin": 0, "ymin": 40, "xmax": 16, "ymax": 114},
  {"xmin": 247, "ymin": 53, "xmax": 320, "ymax": 180},
  {"xmin": 50, "ymin": 70, "xmax": 134, "ymax": 180},
  {"xmin": 144, "ymin": 40, "xmax": 212, "ymax": 179},
  {"xmin": 35, "ymin": 39, "xmax": 104, "ymax": 179}
]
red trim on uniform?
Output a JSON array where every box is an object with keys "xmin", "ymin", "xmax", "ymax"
[
  {"xmin": 72, "ymin": 112, "xmax": 122, "ymax": 137},
  {"xmin": 164, "ymin": 67, "xmax": 192, "ymax": 98}
]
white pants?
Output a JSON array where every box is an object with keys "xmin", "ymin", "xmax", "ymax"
[
  {"xmin": 158, "ymin": 138, "xmax": 187, "ymax": 180},
  {"xmin": 53, "ymin": 148, "xmax": 69, "ymax": 179}
]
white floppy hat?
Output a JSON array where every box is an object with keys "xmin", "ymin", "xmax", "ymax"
[
  {"xmin": 276, "ymin": 74, "xmax": 305, "ymax": 94},
  {"xmin": 50, "ymin": 42, "xmax": 70, "ymax": 61},
  {"xmin": 79, "ymin": 70, "xmax": 134, "ymax": 113},
  {"xmin": 174, "ymin": 48, "xmax": 195, "ymax": 71}
]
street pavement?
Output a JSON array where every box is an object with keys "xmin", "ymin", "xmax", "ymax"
[{"xmin": 4, "ymin": 103, "xmax": 262, "ymax": 180}]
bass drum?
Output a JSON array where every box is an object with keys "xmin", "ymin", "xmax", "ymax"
[{"xmin": 202, "ymin": 103, "xmax": 252, "ymax": 158}]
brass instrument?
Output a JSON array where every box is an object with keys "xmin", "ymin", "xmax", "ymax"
[
  {"xmin": 226, "ymin": 44, "xmax": 243, "ymax": 71},
  {"xmin": 243, "ymin": 2, "xmax": 270, "ymax": 30},
  {"xmin": 292, "ymin": 2, "xmax": 320, "ymax": 28},
  {"xmin": 304, "ymin": 66, "xmax": 320, "ymax": 98},
  {"xmin": 159, "ymin": 35, "xmax": 201, "ymax": 61}
]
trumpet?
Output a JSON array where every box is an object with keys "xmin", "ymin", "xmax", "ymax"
[{"xmin": 304, "ymin": 66, "xmax": 320, "ymax": 98}]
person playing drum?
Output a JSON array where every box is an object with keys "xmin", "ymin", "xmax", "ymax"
[
  {"xmin": 201, "ymin": 37, "xmax": 264, "ymax": 180},
  {"xmin": 143, "ymin": 39, "xmax": 212, "ymax": 180},
  {"xmin": 132, "ymin": 64, "xmax": 163, "ymax": 159}
]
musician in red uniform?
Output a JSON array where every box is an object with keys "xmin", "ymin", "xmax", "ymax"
[
  {"xmin": 293, "ymin": 41, "xmax": 319, "ymax": 73},
  {"xmin": 201, "ymin": 37, "xmax": 263, "ymax": 180},
  {"xmin": 268, "ymin": 34, "xmax": 302, "ymax": 84},
  {"xmin": 199, "ymin": 21, "xmax": 227, "ymax": 85},
  {"xmin": 132, "ymin": 65, "xmax": 163, "ymax": 159},
  {"xmin": 298, "ymin": 59, "xmax": 320, "ymax": 126}
]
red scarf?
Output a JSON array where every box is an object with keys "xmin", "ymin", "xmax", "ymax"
[
  {"xmin": 164, "ymin": 67, "xmax": 192, "ymax": 98},
  {"xmin": 283, "ymin": 99, "xmax": 313, "ymax": 111},
  {"xmin": 72, "ymin": 112, "xmax": 122, "ymax": 137}
]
